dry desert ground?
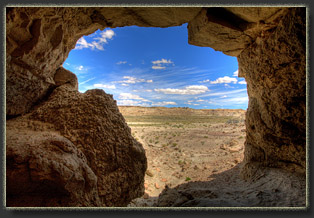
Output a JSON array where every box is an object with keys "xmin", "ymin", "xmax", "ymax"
[{"xmin": 118, "ymin": 106, "xmax": 247, "ymax": 207}]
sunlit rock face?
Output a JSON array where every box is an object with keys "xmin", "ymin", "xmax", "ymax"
[{"xmin": 6, "ymin": 7, "xmax": 306, "ymax": 206}]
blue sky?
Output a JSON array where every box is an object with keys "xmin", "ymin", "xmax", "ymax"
[{"xmin": 63, "ymin": 23, "xmax": 248, "ymax": 109}]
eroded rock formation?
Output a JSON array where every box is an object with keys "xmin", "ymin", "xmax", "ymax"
[
  {"xmin": 6, "ymin": 6, "xmax": 306, "ymax": 207},
  {"xmin": 238, "ymin": 8, "xmax": 306, "ymax": 179}
]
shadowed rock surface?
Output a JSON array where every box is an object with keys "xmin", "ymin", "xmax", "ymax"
[{"xmin": 6, "ymin": 7, "xmax": 306, "ymax": 207}]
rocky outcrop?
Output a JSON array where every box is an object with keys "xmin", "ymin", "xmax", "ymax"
[
  {"xmin": 187, "ymin": 7, "xmax": 288, "ymax": 56},
  {"xmin": 6, "ymin": 7, "xmax": 306, "ymax": 207},
  {"xmin": 238, "ymin": 8, "xmax": 306, "ymax": 180},
  {"xmin": 7, "ymin": 84, "xmax": 147, "ymax": 207},
  {"xmin": 6, "ymin": 119, "xmax": 100, "ymax": 207}
]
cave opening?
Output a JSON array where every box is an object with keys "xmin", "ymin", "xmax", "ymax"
[
  {"xmin": 63, "ymin": 24, "xmax": 248, "ymax": 205},
  {"xmin": 5, "ymin": 6, "xmax": 306, "ymax": 208}
]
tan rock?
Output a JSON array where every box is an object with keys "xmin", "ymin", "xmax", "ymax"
[
  {"xmin": 6, "ymin": 119, "xmax": 100, "ymax": 207},
  {"xmin": 7, "ymin": 86, "xmax": 147, "ymax": 207}
]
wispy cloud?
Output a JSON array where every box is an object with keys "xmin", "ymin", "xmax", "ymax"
[
  {"xmin": 200, "ymin": 79, "xmax": 210, "ymax": 83},
  {"xmin": 152, "ymin": 58, "xmax": 174, "ymax": 70},
  {"xmin": 117, "ymin": 99, "xmax": 142, "ymax": 106},
  {"xmin": 155, "ymin": 85, "xmax": 209, "ymax": 95},
  {"xmin": 93, "ymin": 84, "xmax": 116, "ymax": 89},
  {"xmin": 233, "ymin": 70, "xmax": 239, "ymax": 77},
  {"xmin": 152, "ymin": 101, "xmax": 177, "ymax": 106},
  {"xmin": 75, "ymin": 29, "xmax": 115, "ymax": 51},
  {"xmin": 152, "ymin": 65, "xmax": 166, "ymax": 70},
  {"xmin": 133, "ymin": 89, "xmax": 153, "ymax": 93},
  {"xmin": 116, "ymin": 61, "xmax": 127, "ymax": 65},
  {"xmin": 79, "ymin": 77, "xmax": 96, "ymax": 85},
  {"xmin": 115, "ymin": 76, "xmax": 153, "ymax": 84},
  {"xmin": 118, "ymin": 93, "xmax": 150, "ymax": 102},
  {"xmin": 209, "ymin": 76, "xmax": 237, "ymax": 84},
  {"xmin": 201, "ymin": 88, "xmax": 247, "ymax": 97},
  {"xmin": 152, "ymin": 59, "xmax": 173, "ymax": 65},
  {"xmin": 238, "ymin": 80, "xmax": 247, "ymax": 85}
]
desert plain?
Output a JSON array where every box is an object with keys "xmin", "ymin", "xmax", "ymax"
[{"xmin": 118, "ymin": 106, "xmax": 246, "ymax": 207}]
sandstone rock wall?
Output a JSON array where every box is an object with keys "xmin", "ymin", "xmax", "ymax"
[
  {"xmin": 238, "ymin": 8, "xmax": 306, "ymax": 179},
  {"xmin": 5, "ymin": 7, "xmax": 306, "ymax": 207}
]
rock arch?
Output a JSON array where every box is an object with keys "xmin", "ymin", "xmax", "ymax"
[{"xmin": 5, "ymin": 7, "xmax": 306, "ymax": 207}]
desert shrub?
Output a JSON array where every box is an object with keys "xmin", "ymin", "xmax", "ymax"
[
  {"xmin": 185, "ymin": 177, "xmax": 191, "ymax": 181},
  {"xmin": 226, "ymin": 119, "xmax": 240, "ymax": 124}
]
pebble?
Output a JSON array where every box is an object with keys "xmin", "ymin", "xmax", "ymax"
[
  {"xmin": 143, "ymin": 193, "xmax": 149, "ymax": 199},
  {"xmin": 161, "ymin": 178, "xmax": 167, "ymax": 182},
  {"xmin": 155, "ymin": 183, "xmax": 160, "ymax": 189},
  {"xmin": 146, "ymin": 170, "xmax": 154, "ymax": 177}
]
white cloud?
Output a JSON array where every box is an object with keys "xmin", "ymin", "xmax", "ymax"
[
  {"xmin": 200, "ymin": 79, "xmax": 210, "ymax": 83},
  {"xmin": 116, "ymin": 61, "xmax": 127, "ymax": 65},
  {"xmin": 224, "ymin": 84, "xmax": 233, "ymax": 88},
  {"xmin": 152, "ymin": 65, "xmax": 166, "ymax": 70},
  {"xmin": 233, "ymin": 70, "xmax": 239, "ymax": 77},
  {"xmin": 186, "ymin": 102, "xmax": 200, "ymax": 106},
  {"xmin": 239, "ymin": 80, "xmax": 247, "ymax": 84},
  {"xmin": 117, "ymin": 100, "xmax": 141, "ymax": 106},
  {"xmin": 93, "ymin": 84, "xmax": 116, "ymax": 89},
  {"xmin": 119, "ymin": 93, "xmax": 143, "ymax": 100},
  {"xmin": 220, "ymin": 95, "xmax": 228, "ymax": 98},
  {"xmin": 118, "ymin": 93, "xmax": 150, "ymax": 102},
  {"xmin": 94, "ymin": 29, "xmax": 115, "ymax": 43},
  {"xmin": 155, "ymin": 85, "xmax": 209, "ymax": 95},
  {"xmin": 223, "ymin": 96, "xmax": 248, "ymax": 104},
  {"xmin": 210, "ymin": 76, "xmax": 237, "ymax": 84},
  {"xmin": 196, "ymin": 99, "xmax": 205, "ymax": 102},
  {"xmin": 117, "ymin": 100, "xmax": 151, "ymax": 107},
  {"xmin": 202, "ymin": 88, "xmax": 247, "ymax": 97},
  {"xmin": 152, "ymin": 58, "xmax": 174, "ymax": 70},
  {"xmin": 75, "ymin": 29, "xmax": 115, "ymax": 51},
  {"xmin": 116, "ymin": 76, "xmax": 153, "ymax": 84},
  {"xmin": 152, "ymin": 59, "xmax": 173, "ymax": 65},
  {"xmin": 152, "ymin": 101, "xmax": 177, "ymax": 106},
  {"xmin": 75, "ymin": 37, "xmax": 94, "ymax": 50},
  {"xmin": 77, "ymin": 65, "xmax": 84, "ymax": 71}
]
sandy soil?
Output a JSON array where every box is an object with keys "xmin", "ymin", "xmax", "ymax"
[{"xmin": 119, "ymin": 107, "xmax": 247, "ymax": 207}]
